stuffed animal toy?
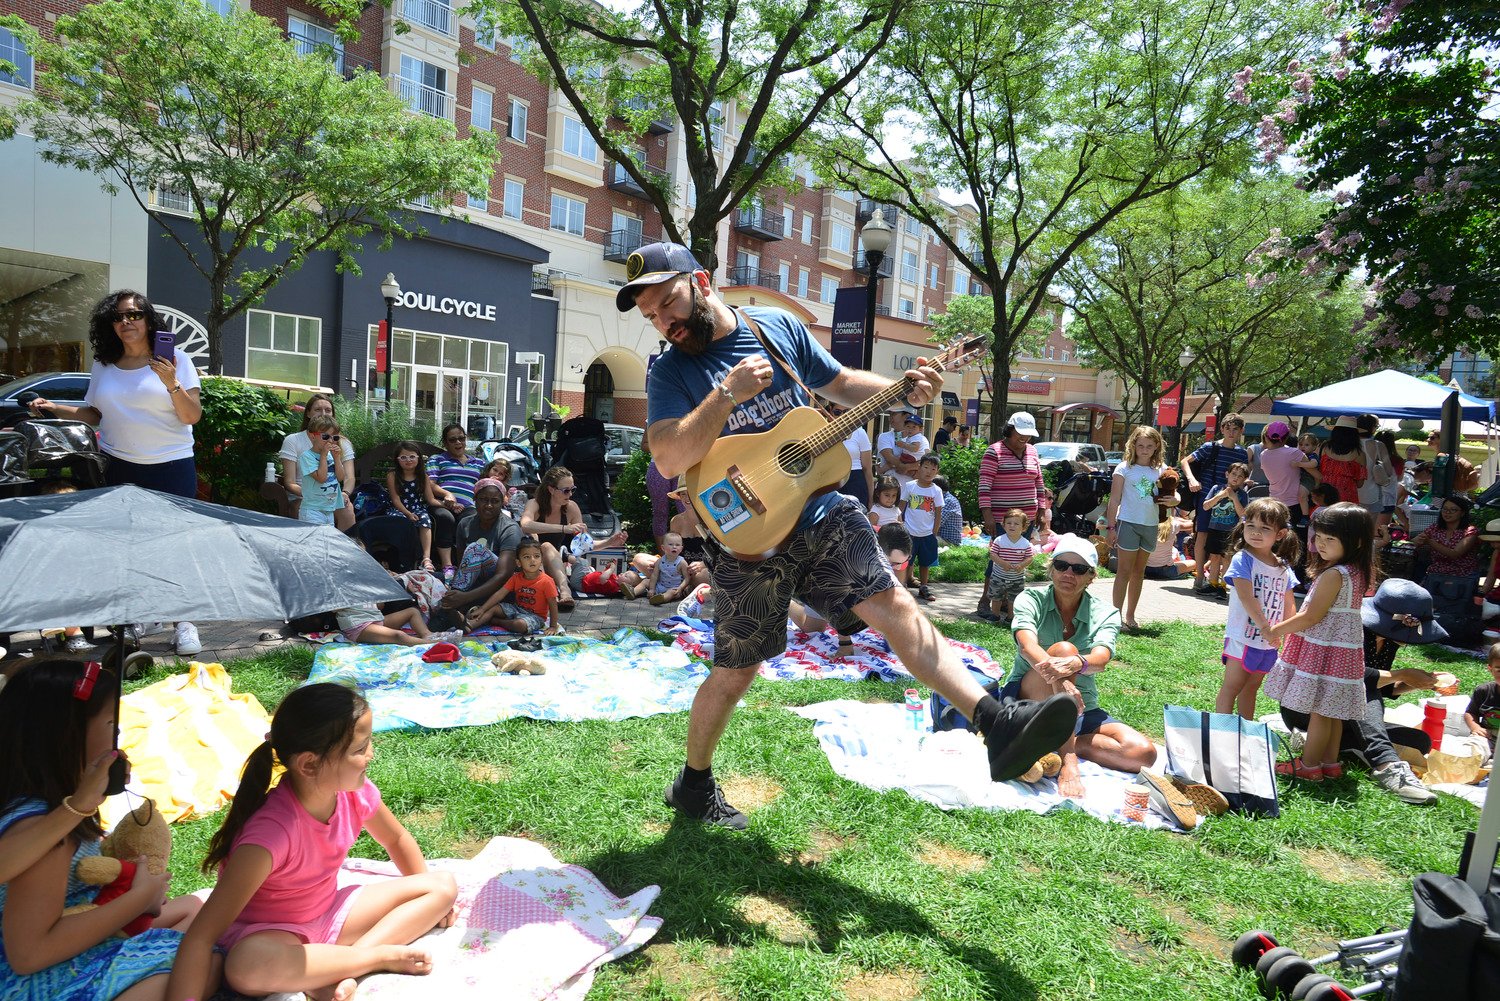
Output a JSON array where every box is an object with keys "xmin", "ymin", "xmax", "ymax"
[
  {"xmin": 490, "ymin": 649, "xmax": 548, "ymax": 676},
  {"xmin": 1017, "ymin": 753, "xmax": 1063, "ymax": 784},
  {"xmin": 60, "ymin": 798, "xmax": 170, "ymax": 936},
  {"xmin": 1155, "ymin": 468, "xmax": 1182, "ymax": 513}
]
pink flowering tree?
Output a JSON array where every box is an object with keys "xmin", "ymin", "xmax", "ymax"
[{"xmin": 1240, "ymin": 0, "xmax": 1497, "ymax": 364}]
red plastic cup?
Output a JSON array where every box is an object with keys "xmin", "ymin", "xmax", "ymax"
[{"xmin": 1421, "ymin": 700, "xmax": 1447, "ymax": 751}]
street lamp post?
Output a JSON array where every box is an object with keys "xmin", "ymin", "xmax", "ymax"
[
  {"xmin": 1170, "ymin": 346, "xmax": 1195, "ymax": 465},
  {"xmin": 379, "ymin": 272, "xmax": 401, "ymax": 415},
  {"xmin": 859, "ymin": 208, "xmax": 893, "ymax": 376}
]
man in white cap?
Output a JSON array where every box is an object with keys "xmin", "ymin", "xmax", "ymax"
[{"xmin": 620, "ymin": 242, "xmax": 1079, "ymax": 828}]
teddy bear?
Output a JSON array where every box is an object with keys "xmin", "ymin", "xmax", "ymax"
[
  {"xmin": 490, "ymin": 649, "xmax": 548, "ymax": 676},
  {"xmin": 1155, "ymin": 468, "xmax": 1182, "ymax": 513},
  {"xmin": 60, "ymin": 798, "xmax": 170, "ymax": 936}
]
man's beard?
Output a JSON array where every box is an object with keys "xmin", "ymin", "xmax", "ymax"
[{"xmin": 672, "ymin": 284, "xmax": 718, "ymax": 356}]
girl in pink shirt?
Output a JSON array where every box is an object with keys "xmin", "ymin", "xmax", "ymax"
[{"xmin": 168, "ymin": 685, "xmax": 457, "ymax": 1001}]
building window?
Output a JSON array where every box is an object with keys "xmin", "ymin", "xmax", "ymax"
[
  {"xmin": 830, "ymin": 222, "xmax": 852, "ymax": 254},
  {"xmin": 397, "ymin": 55, "xmax": 448, "ymax": 119},
  {"xmin": 821, "ymin": 277, "xmax": 840, "ymax": 303},
  {"xmin": 503, "ymin": 178, "xmax": 524, "ymax": 219},
  {"xmin": 902, "ymin": 250, "xmax": 918, "ymax": 283},
  {"xmin": 550, "ymin": 192, "xmax": 585, "ymax": 236},
  {"xmin": 929, "ymin": 263, "xmax": 939, "ymax": 289},
  {"xmin": 801, "ymin": 212, "xmax": 813, "ymax": 244},
  {"xmin": 470, "ymin": 86, "xmax": 493, "ymax": 133},
  {"xmin": 247, "ymin": 309, "xmax": 321, "ymax": 386},
  {"xmin": 288, "ymin": 15, "xmax": 346, "ymax": 74},
  {"xmin": 474, "ymin": 16, "xmax": 497, "ymax": 50},
  {"xmin": 778, "ymin": 263, "xmax": 791, "ymax": 293},
  {"xmin": 203, "ymin": 0, "xmax": 236, "ymax": 15},
  {"xmin": 1062, "ymin": 350, "xmax": 1070, "ymax": 362},
  {"xmin": 0, "ymin": 27, "xmax": 32, "ymax": 88},
  {"xmin": 469, "ymin": 188, "xmax": 488, "ymax": 212},
  {"xmin": 561, "ymin": 115, "xmax": 597, "ymax": 162},
  {"xmin": 782, "ymin": 205, "xmax": 794, "ymax": 239},
  {"xmin": 508, "ymin": 98, "xmax": 527, "ymax": 142},
  {"xmin": 953, "ymin": 272, "xmax": 969, "ymax": 296},
  {"xmin": 899, "ymin": 298, "xmax": 915, "ymax": 318},
  {"xmin": 904, "ymin": 214, "xmax": 920, "ymax": 236},
  {"xmin": 400, "ymin": 0, "xmax": 454, "ymax": 37},
  {"xmin": 797, "ymin": 268, "xmax": 809, "ymax": 299},
  {"xmin": 708, "ymin": 101, "xmax": 725, "ymax": 150},
  {"xmin": 153, "ymin": 179, "xmax": 192, "ymax": 214}
]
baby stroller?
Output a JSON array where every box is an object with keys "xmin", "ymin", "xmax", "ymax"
[{"xmin": 1048, "ymin": 459, "xmax": 1111, "ymax": 536}]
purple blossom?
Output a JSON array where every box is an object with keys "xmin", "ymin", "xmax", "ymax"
[
  {"xmin": 1396, "ymin": 290, "xmax": 1421, "ymax": 308},
  {"xmin": 1391, "ymin": 248, "xmax": 1408, "ymax": 261},
  {"xmin": 1333, "ymin": 66, "xmax": 1350, "ymax": 81},
  {"xmin": 1367, "ymin": 215, "xmax": 1382, "ymax": 226},
  {"xmin": 1275, "ymin": 98, "xmax": 1300, "ymax": 125},
  {"xmin": 1412, "ymin": 169, "xmax": 1436, "ymax": 194},
  {"xmin": 1245, "ymin": 273, "xmax": 1260, "ymax": 289},
  {"xmin": 1383, "ymin": 174, "xmax": 1400, "ymax": 186},
  {"xmin": 1434, "ymin": 304, "xmax": 1449, "ymax": 317},
  {"xmin": 1466, "ymin": 305, "xmax": 1485, "ymax": 320},
  {"xmin": 1321, "ymin": 1, "xmax": 1338, "ymax": 15},
  {"xmin": 1229, "ymin": 66, "xmax": 1254, "ymax": 105},
  {"xmin": 1286, "ymin": 59, "xmax": 1302, "ymax": 72},
  {"xmin": 1291, "ymin": 72, "xmax": 1315, "ymax": 99},
  {"xmin": 1333, "ymin": 190, "xmax": 1351, "ymax": 204},
  {"xmin": 1263, "ymin": 272, "xmax": 1278, "ymax": 284},
  {"xmin": 1429, "ymin": 285, "xmax": 1455, "ymax": 302}
]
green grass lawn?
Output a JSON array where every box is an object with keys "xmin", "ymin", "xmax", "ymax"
[{"xmin": 145, "ymin": 622, "xmax": 1489, "ymax": 1000}]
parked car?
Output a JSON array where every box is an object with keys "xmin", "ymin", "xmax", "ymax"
[
  {"xmin": 1104, "ymin": 451, "xmax": 1124, "ymax": 466},
  {"xmin": 0, "ymin": 372, "xmax": 91, "ymax": 429},
  {"xmin": 1035, "ymin": 440, "xmax": 1111, "ymax": 473}
]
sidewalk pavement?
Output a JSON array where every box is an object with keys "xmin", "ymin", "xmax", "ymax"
[{"xmin": 3, "ymin": 574, "xmax": 1230, "ymax": 670}]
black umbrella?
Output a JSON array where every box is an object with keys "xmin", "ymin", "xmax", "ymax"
[{"xmin": 0, "ymin": 485, "xmax": 408, "ymax": 791}]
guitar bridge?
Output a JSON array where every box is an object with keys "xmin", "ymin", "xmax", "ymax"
[{"xmin": 726, "ymin": 465, "xmax": 766, "ymax": 514}]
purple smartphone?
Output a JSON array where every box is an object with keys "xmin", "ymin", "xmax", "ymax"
[{"xmin": 152, "ymin": 330, "xmax": 175, "ymax": 361}]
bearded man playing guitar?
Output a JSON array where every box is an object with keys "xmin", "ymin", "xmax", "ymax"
[{"xmin": 619, "ymin": 242, "xmax": 1079, "ymax": 828}]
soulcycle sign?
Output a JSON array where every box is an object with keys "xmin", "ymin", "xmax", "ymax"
[{"xmin": 395, "ymin": 289, "xmax": 497, "ymax": 322}]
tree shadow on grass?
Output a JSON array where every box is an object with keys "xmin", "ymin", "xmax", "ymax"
[{"xmin": 581, "ymin": 814, "xmax": 1039, "ymax": 997}]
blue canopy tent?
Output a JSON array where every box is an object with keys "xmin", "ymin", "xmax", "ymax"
[{"xmin": 1271, "ymin": 370, "xmax": 1496, "ymax": 422}]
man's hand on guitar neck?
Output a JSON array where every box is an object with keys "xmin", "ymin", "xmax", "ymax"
[{"xmin": 901, "ymin": 358, "xmax": 943, "ymax": 409}]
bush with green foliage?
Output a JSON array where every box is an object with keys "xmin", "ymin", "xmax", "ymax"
[
  {"xmin": 613, "ymin": 445, "xmax": 654, "ymax": 548},
  {"xmin": 937, "ymin": 440, "xmax": 983, "ymax": 525},
  {"xmin": 333, "ymin": 393, "xmax": 440, "ymax": 458},
  {"xmin": 196, "ymin": 377, "xmax": 297, "ymax": 507}
]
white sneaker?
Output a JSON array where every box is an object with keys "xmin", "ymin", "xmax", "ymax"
[
  {"xmin": 676, "ymin": 584, "xmax": 711, "ymax": 618},
  {"xmin": 1374, "ymin": 761, "xmax": 1436, "ymax": 805},
  {"xmin": 174, "ymin": 621, "xmax": 202, "ymax": 657}
]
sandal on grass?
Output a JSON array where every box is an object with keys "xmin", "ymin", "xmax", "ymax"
[{"xmin": 1274, "ymin": 757, "xmax": 1324, "ymax": 782}]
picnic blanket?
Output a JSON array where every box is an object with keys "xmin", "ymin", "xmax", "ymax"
[
  {"xmin": 107, "ymin": 662, "xmax": 270, "ymax": 827},
  {"xmin": 307, "ymin": 629, "xmax": 708, "ymax": 732},
  {"xmin": 791, "ymin": 699, "xmax": 1188, "ymax": 832},
  {"xmin": 660, "ymin": 616, "xmax": 1005, "ymax": 684},
  {"xmin": 246, "ymin": 837, "xmax": 660, "ymax": 1001}
]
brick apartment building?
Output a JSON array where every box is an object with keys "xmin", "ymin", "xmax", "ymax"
[{"xmin": 0, "ymin": 0, "xmax": 1126, "ymax": 446}]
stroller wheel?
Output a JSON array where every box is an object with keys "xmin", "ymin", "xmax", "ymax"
[
  {"xmin": 1290, "ymin": 975, "xmax": 1336, "ymax": 1001},
  {"xmin": 1233, "ymin": 930, "xmax": 1280, "ymax": 969},
  {"xmin": 1255, "ymin": 947, "xmax": 1299, "ymax": 983}
]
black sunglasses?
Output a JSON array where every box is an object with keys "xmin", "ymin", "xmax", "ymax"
[
  {"xmin": 1051, "ymin": 558, "xmax": 1093, "ymax": 576},
  {"xmin": 111, "ymin": 309, "xmax": 146, "ymax": 323}
]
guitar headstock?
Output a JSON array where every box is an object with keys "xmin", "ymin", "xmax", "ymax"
[{"xmin": 929, "ymin": 335, "xmax": 989, "ymax": 373}]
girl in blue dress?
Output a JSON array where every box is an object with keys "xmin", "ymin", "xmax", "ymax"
[{"xmin": 0, "ymin": 659, "xmax": 203, "ymax": 1001}]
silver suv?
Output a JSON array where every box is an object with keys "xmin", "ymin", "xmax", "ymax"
[{"xmin": 1034, "ymin": 441, "xmax": 1112, "ymax": 474}]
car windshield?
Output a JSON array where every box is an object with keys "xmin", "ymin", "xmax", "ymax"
[{"xmin": 1034, "ymin": 444, "xmax": 1077, "ymax": 461}]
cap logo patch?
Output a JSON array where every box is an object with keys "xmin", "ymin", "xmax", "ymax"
[{"xmin": 626, "ymin": 252, "xmax": 646, "ymax": 280}]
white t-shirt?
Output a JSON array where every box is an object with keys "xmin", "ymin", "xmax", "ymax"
[
  {"xmin": 85, "ymin": 354, "xmax": 200, "ymax": 463},
  {"xmin": 875, "ymin": 429, "xmax": 896, "ymax": 472},
  {"xmin": 869, "ymin": 503, "xmax": 901, "ymax": 527},
  {"xmin": 1223, "ymin": 549, "xmax": 1297, "ymax": 655},
  {"xmin": 1112, "ymin": 462, "xmax": 1161, "ymax": 526},
  {"xmin": 280, "ymin": 430, "xmax": 356, "ymax": 466},
  {"xmin": 901, "ymin": 480, "xmax": 942, "ymax": 536},
  {"xmin": 842, "ymin": 427, "xmax": 871, "ymax": 472}
]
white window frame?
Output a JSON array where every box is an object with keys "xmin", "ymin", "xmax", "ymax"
[
  {"xmin": 821, "ymin": 277, "xmax": 840, "ymax": 303},
  {"xmin": 929, "ymin": 263, "xmax": 939, "ymax": 289},
  {"xmin": 473, "ymin": 16, "xmax": 497, "ymax": 50},
  {"xmin": 830, "ymin": 222, "xmax": 852, "ymax": 254},
  {"xmin": 902, "ymin": 250, "xmax": 919, "ymax": 283},
  {"xmin": 550, "ymin": 191, "xmax": 586, "ymax": 236},
  {"xmin": 561, "ymin": 115, "xmax": 597, "ymax": 163},
  {"xmin": 470, "ymin": 85, "xmax": 493, "ymax": 133},
  {"xmin": 953, "ymin": 272, "xmax": 969, "ymax": 296},
  {"xmin": 507, "ymin": 98, "xmax": 527, "ymax": 143},
  {"xmin": 801, "ymin": 212, "xmax": 813, "ymax": 244},
  {"xmin": 246, "ymin": 308, "xmax": 322, "ymax": 386},
  {"xmin": 797, "ymin": 267, "xmax": 809, "ymax": 299},
  {"xmin": 0, "ymin": 27, "xmax": 33, "ymax": 88},
  {"xmin": 782, "ymin": 205, "xmax": 794, "ymax": 239},
  {"xmin": 469, "ymin": 186, "xmax": 488, "ymax": 212},
  {"xmin": 778, "ymin": 263, "xmax": 791, "ymax": 293},
  {"xmin": 899, "ymin": 297, "xmax": 916, "ymax": 318},
  {"xmin": 502, "ymin": 177, "xmax": 524, "ymax": 219}
]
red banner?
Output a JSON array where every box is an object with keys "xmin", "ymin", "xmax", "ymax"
[
  {"xmin": 1156, "ymin": 380, "xmax": 1181, "ymax": 426},
  {"xmin": 376, "ymin": 320, "xmax": 389, "ymax": 373}
]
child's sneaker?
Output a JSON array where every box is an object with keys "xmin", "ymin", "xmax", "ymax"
[
  {"xmin": 174, "ymin": 622, "xmax": 202, "ymax": 656},
  {"xmin": 676, "ymin": 584, "xmax": 710, "ymax": 618}
]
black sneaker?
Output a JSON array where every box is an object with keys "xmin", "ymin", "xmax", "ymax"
[
  {"xmin": 983, "ymin": 693, "xmax": 1080, "ymax": 782},
  {"xmin": 664, "ymin": 775, "xmax": 748, "ymax": 830}
]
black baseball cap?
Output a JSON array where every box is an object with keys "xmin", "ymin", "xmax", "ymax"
[{"xmin": 615, "ymin": 242, "xmax": 705, "ymax": 312}]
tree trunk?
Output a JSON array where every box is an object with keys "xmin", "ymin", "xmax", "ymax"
[{"xmin": 988, "ymin": 333, "xmax": 1011, "ymax": 441}]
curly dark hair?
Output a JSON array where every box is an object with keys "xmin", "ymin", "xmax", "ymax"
[{"xmin": 88, "ymin": 290, "xmax": 166, "ymax": 366}]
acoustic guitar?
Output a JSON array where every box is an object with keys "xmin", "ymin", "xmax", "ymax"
[{"xmin": 682, "ymin": 336, "xmax": 989, "ymax": 559}]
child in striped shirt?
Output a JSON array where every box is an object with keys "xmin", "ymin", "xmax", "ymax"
[{"xmin": 988, "ymin": 508, "xmax": 1036, "ymax": 622}]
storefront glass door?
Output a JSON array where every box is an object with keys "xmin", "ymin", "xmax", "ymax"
[{"xmin": 412, "ymin": 366, "xmax": 467, "ymax": 432}]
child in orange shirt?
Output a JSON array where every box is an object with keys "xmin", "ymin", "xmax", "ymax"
[{"xmin": 469, "ymin": 540, "xmax": 560, "ymax": 635}]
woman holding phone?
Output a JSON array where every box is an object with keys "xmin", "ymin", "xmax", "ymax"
[{"xmin": 28, "ymin": 289, "xmax": 204, "ymax": 654}]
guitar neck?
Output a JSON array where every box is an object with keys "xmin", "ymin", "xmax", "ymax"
[{"xmin": 803, "ymin": 372, "xmax": 941, "ymax": 459}]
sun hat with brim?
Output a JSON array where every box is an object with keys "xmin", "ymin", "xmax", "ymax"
[
  {"xmin": 1334, "ymin": 415, "xmax": 1359, "ymax": 430},
  {"xmin": 614, "ymin": 242, "xmax": 705, "ymax": 312},
  {"xmin": 1361, "ymin": 578, "xmax": 1448, "ymax": 645},
  {"xmin": 1481, "ymin": 518, "xmax": 1500, "ymax": 542}
]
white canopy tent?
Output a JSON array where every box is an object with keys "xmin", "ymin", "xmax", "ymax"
[{"xmin": 1271, "ymin": 369, "xmax": 1496, "ymax": 422}]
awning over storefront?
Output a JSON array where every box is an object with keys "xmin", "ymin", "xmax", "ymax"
[{"xmin": 1052, "ymin": 401, "xmax": 1120, "ymax": 418}]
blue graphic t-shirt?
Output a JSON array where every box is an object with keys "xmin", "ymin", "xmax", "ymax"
[{"xmin": 648, "ymin": 306, "xmax": 841, "ymax": 531}]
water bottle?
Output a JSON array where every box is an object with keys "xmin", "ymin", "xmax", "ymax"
[
  {"xmin": 904, "ymin": 688, "xmax": 924, "ymax": 731},
  {"xmin": 264, "ymin": 461, "xmax": 276, "ymax": 483}
]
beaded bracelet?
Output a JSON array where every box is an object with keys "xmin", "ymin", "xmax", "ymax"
[{"xmin": 61, "ymin": 796, "xmax": 95, "ymax": 817}]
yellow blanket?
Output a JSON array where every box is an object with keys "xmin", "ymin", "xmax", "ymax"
[{"xmin": 103, "ymin": 662, "xmax": 270, "ymax": 827}]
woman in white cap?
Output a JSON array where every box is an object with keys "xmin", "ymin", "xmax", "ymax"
[{"xmin": 1000, "ymin": 533, "xmax": 1157, "ymax": 798}]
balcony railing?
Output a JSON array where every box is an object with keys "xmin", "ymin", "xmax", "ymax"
[
  {"xmin": 604, "ymin": 228, "xmax": 645, "ymax": 263},
  {"xmin": 392, "ymin": 76, "xmax": 450, "ymax": 119},
  {"xmin": 857, "ymin": 197, "xmax": 900, "ymax": 226},
  {"xmin": 400, "ymin": 0, "xmax": 454, "ymax": 36},
  {"xmin": 531, "ymin": 271, "xmax": 554, "ymax": 296},
  {"xmin": 288, "ymin": 31, "xmax": 373, "ymax": 78},
  {"xmin": 963, "ymin": 247, "xmax": 987, "ymax": 271},
  {"xmin": 621, "ymin": 96, "xmax": 674, "ymax": 134},
  {"xmin": 733, "ymin": 205, "xmax": 785, "ymax": 241},
  {"xmin": 853, "ymin": 252, "xmax": 893, "ymax": 278},
  {"xmin": 874, "ymin": 303, "xmax": 892, "ymax": 316},
  {"xmin": 726, "ymin": 267, "xmax": 781, "ymax": 290},
  {"xmin": 607, "ymin": 159, "xmax": 668, "ymax": 198}
]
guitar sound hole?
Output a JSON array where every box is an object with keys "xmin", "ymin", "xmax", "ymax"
[{"xmin": 777, "ymin": 442, "xmax": 812, "ymax": 477}]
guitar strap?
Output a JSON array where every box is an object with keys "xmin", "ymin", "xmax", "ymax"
[{"xmin": 735, "ymin": 308, "xmax": 834, "ymax": 420}]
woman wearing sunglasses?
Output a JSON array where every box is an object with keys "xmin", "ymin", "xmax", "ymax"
[
  {"xmin": 1001, "ymin": 534, "xmax": 1156, "ymax": 799},
  {"xmin": 521, "ymin": 465, "xmax": 624, "ymax": 611},
  {"xmin": 277, "ymin": 393, "xmax": 357, "ymax": 530},
  {"xmin": 28, "ymin": 289, "xmax": 205, "ymax": 656}
]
